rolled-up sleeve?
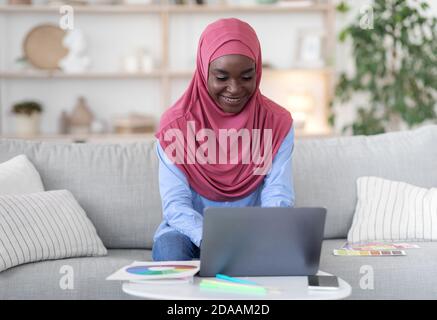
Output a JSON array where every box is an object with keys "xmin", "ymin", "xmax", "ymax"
[
  {"xmin": 260, "ymin": 126, "xmax": 295, "ymax": 207},
  {"xmin": 156, "ymin": 142, "xmax": 203, "ymax": 247}
]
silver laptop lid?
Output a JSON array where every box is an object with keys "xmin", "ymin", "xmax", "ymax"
[{"xmin": 199, "ymin": 207, "xmax": 326, "ymax": 277}]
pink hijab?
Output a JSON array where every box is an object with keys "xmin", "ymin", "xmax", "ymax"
[{"xmin": 155, "ymin": 18, "xmax": 293, "ymax": 201}]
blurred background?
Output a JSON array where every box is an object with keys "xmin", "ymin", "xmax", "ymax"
[{"xmin": 0, "ymin": 0, "xmax": 435, "ymax": 142}]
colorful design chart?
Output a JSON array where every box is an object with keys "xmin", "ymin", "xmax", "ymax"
[
  {"xmin": 341, "ymin": 242, "xmax": 420, "ymax": 251},
  {"xmin": 333, "ymin": 249, "xmax": 406, "ymax": 256},
  {"xmin": 106, "ymin": 260, "xmax": 200, "ymax": 281}
]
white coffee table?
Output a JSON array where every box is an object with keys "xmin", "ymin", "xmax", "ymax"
[{"xmin": 122, "ymin": 271, "xmax": 351, "ymax": 300}]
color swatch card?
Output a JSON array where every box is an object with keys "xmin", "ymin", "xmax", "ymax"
[
  {"xmin": 341, "ymin": 242, "xmax": 420, "ymax": 251},
  {"xmin": 106, "ymin": 260, "xmax": 200, "ymax": 281},
  {"xmin": 333, "ymin": 249, "xmax": 406, "ymax": 256}
]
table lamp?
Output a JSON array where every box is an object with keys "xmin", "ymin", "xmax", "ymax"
[{"xmin": 286, "ymin": 92, "xmax": 315, "ymax": 132}]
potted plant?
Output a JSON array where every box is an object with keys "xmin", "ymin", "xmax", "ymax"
[
  {"xmin": 330, "ymin": 0, "xmax": 437, "ymax": 135},
  {"xmin": 11, "ymin": 100, "xmax": 43, "ymax": 135}
]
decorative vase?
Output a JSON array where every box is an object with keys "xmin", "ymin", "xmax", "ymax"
[
  {"xmin": 59, "ymin": 29, "xmax": 91, "ymax": 74},
  {"xmin": 14, "ymin": 113, "xmax": 41, "ymax": 136},
  {"xmin": 69, "ymin": 96, "xmax": 94, "ymax": 134}
]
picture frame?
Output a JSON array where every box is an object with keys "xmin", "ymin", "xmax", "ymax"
[{"xmin": 295, "ymin": 29, "xmax": 326, "ymax": 68}]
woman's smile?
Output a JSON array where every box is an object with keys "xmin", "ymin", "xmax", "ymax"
[{"xmin": 220, "ymin": 95, "xmax": 247, "ymax": 106}]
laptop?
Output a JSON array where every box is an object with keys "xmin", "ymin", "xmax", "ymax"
[{"xmin": 198, "ymin": 207, "xmax": 326, "ymax": 277}]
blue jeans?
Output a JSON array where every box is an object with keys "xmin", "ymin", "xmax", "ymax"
[{"xmin": 152, "ymin": 230, "xmax": 200, "ymax": 261}]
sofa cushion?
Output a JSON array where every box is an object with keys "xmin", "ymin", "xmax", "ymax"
[
  {"xmin": 0, "ymin": 249, "xmax": 151, "ymax": 300},
  {"xmin": 319, "ymin": 239, "xmax": 437, "ymax": 299},
  {"xmin": 0, "ymin": 139, "xmax": 162, "ymax": 249},
  {"xmin": 293, "ymin": 125, "xmax": 437, "ymax": 238},
  {"xmin": 0, "ymin": 154, "xmax": 44, "ymax": 195},
  {"xmin": 2, "ymin": 243, "xmax": 436, "ymax": 300},
  {"xmin": 347, "ymin": 176, "xmax": 437, "ymax": 243}
]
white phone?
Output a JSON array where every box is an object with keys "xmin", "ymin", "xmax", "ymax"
[{"xmin": 307, "ymin": 275, "xmax": 339, "ymax": 290}]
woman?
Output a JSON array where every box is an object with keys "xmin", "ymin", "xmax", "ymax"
[{"xmin": 153, "ymin": 18, "xmax": 294, "ymax": 261}]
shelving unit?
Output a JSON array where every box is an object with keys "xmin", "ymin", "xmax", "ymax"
[
  {"xmin": 0, "ymin": 3, "xmax": 332, "ymax": 13},
  {"xmin": 0, "ymin": 0, "xmax": 336, "ymax": 140},
  {"xmin": 0, "ymin": 66, "xmax": 333, "ymax": 78},
  {"xmin": 0, "ymin": 132, "xmax": 156, "ymax": 143},
  {"xmin": 0, "ymin": 70, "xmax": 164, "ymax": 79}
]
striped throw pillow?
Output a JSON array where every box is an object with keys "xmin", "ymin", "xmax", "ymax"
[
  {"xmin": 0, "ymin": 190, "xmax": 107, "ymax": 272},
  {"xmin": 348, "ymin": 176, "xmax": 437, "ymax": 243}
]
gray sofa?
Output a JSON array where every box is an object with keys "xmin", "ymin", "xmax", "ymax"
[{"xmin": 0, "ymin": 125, "xmax": 436, "ymax": 300}]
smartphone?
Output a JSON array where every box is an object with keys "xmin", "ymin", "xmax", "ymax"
[{"xmin": 307, "ymin": 275, "xmax": 339, "ymax": 290}]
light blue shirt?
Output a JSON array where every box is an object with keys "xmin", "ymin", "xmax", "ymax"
[{"xmin": 153, "ymin": 126, "xmax": 295, "ymax": 247}]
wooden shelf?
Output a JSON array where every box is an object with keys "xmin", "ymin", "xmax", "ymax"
[
  {"xmin": 169, "ymin": 67, "xmax": 333, "ymax": 78},
  {"xmin": 0, "ymin": 4, "xmax": 163, "ymax": 14},
  {"xmin": 264, "ymin": 67, "xmax": 333, "ymax": 74},
  {"xmin": 0, "ymin": 70, "xmax": 164, "ymax": 79},
  {"xmin": 0, "ymin": 67, "xmax": 333, "ymax": 80},
  {"xmin": 0, "ymin": 133, "xmax": 156, "ymax": 143},
  {"xmin": 167, "ymin": 3, "xmax": 331, "ymax": 13},
  {"xmin": 0, "ymin": 130, "xmax": 333, "ymax": 142},
  {"xmin": 0, "ymin": 3, "xmax": 332, "ymax": 14}
]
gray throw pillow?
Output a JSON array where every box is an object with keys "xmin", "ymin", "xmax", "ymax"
[
  {"xmin": 0, "ymin": 154, "xmax": 45, "ymax": 195},
  {"xmin": 0, "ymin": 189, "xmax": 107, "ymax": 272}
]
